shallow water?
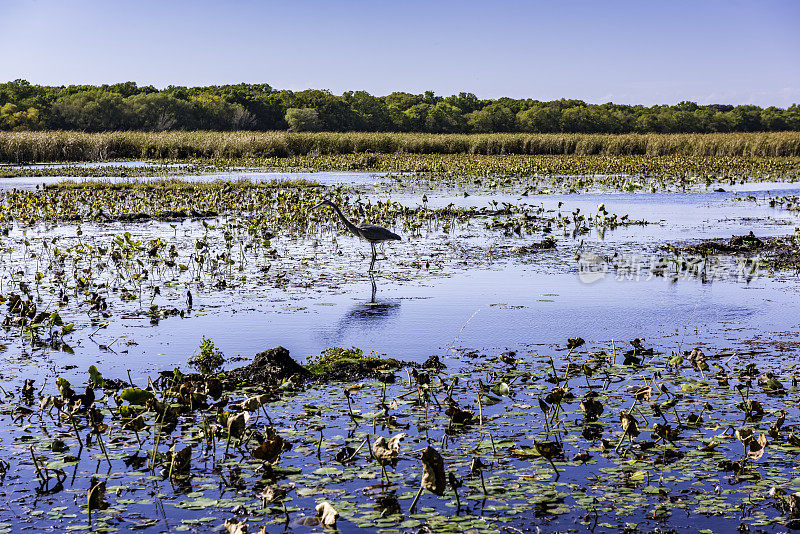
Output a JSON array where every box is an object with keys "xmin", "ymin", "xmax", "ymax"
[
  {"xmin": 0, "ymin": 171, "xmax": 795, "ymax": 384},
  {"xmin": 20, "ymin": 265, "xmax": 795, "ymax": 394},
  {"xmin": 0, "ymin": 170, "xmax": 391, "ymax": 191}
]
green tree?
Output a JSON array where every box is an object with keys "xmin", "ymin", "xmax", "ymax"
[
  {"xmin": 467, "ymin": 104, "xmax": 515, "ymax": 132},
  {"xmin": 285, "ymin": 108, "xmax": 322, "ymax": 132},
  {"xmin": 403, "ymin": 103, "xmax": 431, "ymax": 131},
  {"xmin": 425, "ymin": 102, "xmax": 467, "ymax": 133},
  {"xmin": 127, "ymin": 92, "xmax": 194, "ymax": 130},
  {"xmin": 0, "ymin": 103, "xmax": 43, "ymax": 130},
  {"xmin": 190, "ymin": 93, "xmax": 255, "ymax": 130},
  {"xmin": 443, "ymin": 92, "xmax": 480, "ymax": 114},
  {"xmin": 384, "ymin": 92, "xmax": 423, "ymax": 112},
  {"xmin": 50, "ymin": 91, "xmax": 131, "ymax": 130},
  {"xmin": 345, "ymin": 91, "xmax": 392, "ymax": 131},
  {"xmin": 517, "ymin": 105, "xmax": 560, "ymax": 133}
]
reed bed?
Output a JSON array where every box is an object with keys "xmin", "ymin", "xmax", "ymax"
[{"xmin": 2, "ymin": 131, "xmax": 800, "ymax": 163}]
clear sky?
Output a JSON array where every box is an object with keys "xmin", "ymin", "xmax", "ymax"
[{"xmin": 1, "ymin": 0, "xmax": 799, "ymax": 107}]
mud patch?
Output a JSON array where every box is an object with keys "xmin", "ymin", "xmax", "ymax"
[
  {"xmin": 680, "ymin": 232, "xmax": 800, "ymax": 271},
  {"xmin": 222, "ymin": 346, "xmax": 407, "ymax": 386}
]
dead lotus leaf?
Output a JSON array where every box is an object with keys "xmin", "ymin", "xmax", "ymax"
[
  {"xmin": 620, "ymin": 413, "xmax": 640, "ymax": 438},
  {"xmin": 241, "ymin": 394, "xmax": 271, "ymax": 412},
  {"xmin": 633, "ymin": 386, "xmax": 652, "ymax": 402},
  {"xmin": 538, "ymin": 397, "xmax": 550, "ymax": 415},
  {"xmin": 770, "ymin": 410, "xmax": 787, "ymax": 438},
  {"xmin": 688, "ymin": 347, "xmax": 705, "ymax": 363},
  {"xmin": 224, "ymin": 519, "xmax": 265, "ymax": 534},
  {"xmin": 88, "ymin": 476, "xmax": 108, "ymax": 511},
  {"xmin": 167, "ymin": 445, "xmax": 192, "ymax": 476},
  {"xmin": 739, "ymin": 399, "xmax": 765, "ymax": 418},
  {"xmin": 252, "ymin": 427, "xmax": 290, "ymax": 464},
  {"xmin": 747, "ymin": 433, "xmax": 768, "ymax": 460},
  {"xmin": 533, "ymin": 440, "xmax": 563, "ymax": 460},
  {"xmin": 735, "ymin": 427, "xmax": 754, "ymax": 446},
  {"xmin": 227, "ymin": 412, "xmax": 247, "ymax": 440},
  {"xmin": 652, "ymin": 423, "xmax": 680, "ymax": 443},
  {"xmin": 788, "ymin": 492, "xmax": 800, "ymax": 520},
  {"xmin": 445, "ymin": 404, "xmax": 474, "ymax": 425},
  {"xmin": 758, "ymin": 372, "xmax": 786, "ymax": 393},
  {"xmin": 123, "ymin": 414, "xmax": 146, "ymax": 432},
  {"xmin": 580, "ymin": 395, "xmax": 604, "ymax": 421},
  {"xmin": 372, "ymin": 432, "xmax": 407, "ymax": 467},
  {"xmin": 315, "ymin": 501, "xmax": 339, "ymax": 527},
  {"xmin": 545, "ymin": 386, "xmax": 571, "ymax": 405},
  {"xmin": 572, "ymin": 450, "xmax": 592, "ymax": 463},
  {"xmin": 258, "ymin": 485, "xmax": 289, "ymax": 505},
  {"xmin": 420, "ymin": 445, "xmax": 446, "ymax": 496},
  {"xmin": 224, "ymin": 519, "xmax": 248, "ymax": 534},
  {"xmin": 699, "ymin": 439, "xmax": 722, "ymax": 452},
  {"xmin": 776, "ymin": 410, "xmax": 787, "ymax": 429}
]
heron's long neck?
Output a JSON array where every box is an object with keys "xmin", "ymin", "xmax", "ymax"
[{"xmin": 329, "ymin": 203, "xmax": 361, "ymax": 236}]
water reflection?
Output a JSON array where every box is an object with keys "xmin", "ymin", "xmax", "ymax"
[{"xmin": 320, "ymin": 274, "xmax": 402, "ymax": 345}]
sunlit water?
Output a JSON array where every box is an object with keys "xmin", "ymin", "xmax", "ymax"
[{"xmin": 2, "ymin": 171, "xmax": 798, "ymax": 388}]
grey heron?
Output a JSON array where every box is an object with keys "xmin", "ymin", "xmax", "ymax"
[{"xmin": 313, "ymin": 200, "xmax": 401, "ymax": 270}]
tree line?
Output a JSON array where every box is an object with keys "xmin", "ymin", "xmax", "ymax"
[{"xmin": 2, "ymin": 79, "xmax": 798, "ymax": 134}]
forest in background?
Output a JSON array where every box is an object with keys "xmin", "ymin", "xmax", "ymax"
[{"xmin": 2, "ymin": 80, "xmax": 799, "ymax": 134}]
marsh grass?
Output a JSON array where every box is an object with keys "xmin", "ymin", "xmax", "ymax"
[{"xmin": 2, "ymin": 131, "xmax": 800, "ymax": 163}]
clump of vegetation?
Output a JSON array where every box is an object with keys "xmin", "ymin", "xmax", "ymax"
[
  {"xmin": 188, "ymin": 336, "xmax": 225, "ymax": 373},
  {"xmin": 304, "ymin": 346, "xmax": 403, "ymax": 379}
]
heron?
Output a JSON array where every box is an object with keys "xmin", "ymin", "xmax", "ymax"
[{"xmin": 313, "ymin": 200, "xmax": 401, "ymax": 271}]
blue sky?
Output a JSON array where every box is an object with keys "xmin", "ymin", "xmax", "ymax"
[{"xmin": 1, "ymin": 0, "xmax": 799, "ymax": 107}]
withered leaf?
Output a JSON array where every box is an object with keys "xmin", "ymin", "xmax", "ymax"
[
  {"xmin": 252, "ymin": 427, "xmax": 290, "ymax": 464},
  {"xmin": 620, "ymin": 413, "xmax": 640, "ymax": 438},
  {"xmin": 580, "ymin": 395, "xmax": 604, "ymax": 421},
  {"xmin": 315, "ymin": 501, "xmax": 339, "ymax": 527},
  {"xmin": 167, "ymin": 445, "xmax": 192, "ymax": 476},
  {"xmin": 88, "ymin": 476, "xmax": 108, "ymax": 511},
  {"xmin": 227, "ymin": 411, "xmax": 247, "ymax": 440},
  {"xmin": 747, "ymin": 433, "xmax": 768, "ymax": 460},
  {"xmin": 420, "ymin": 445, "xmax": 446, "ymax": 496},
  {"xmin": 372, "ymin": 432, "xmax": 406, "ymax": 467}
]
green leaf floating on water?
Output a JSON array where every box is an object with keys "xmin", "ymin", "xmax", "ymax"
[
  {"xmin": 482, "ymin": 394, "xmax": 502, "ymax": 406},
  {"xmin": 313, "ymin": 467, "xmax": 341, "ymax": 476},
  {"xmin": 88, "ymin": 365, "xmax": 104, "ymax": 389},
  {"xmin": 175, "ymin": 497, "xmax": 218, "ymax": 510},
  {"xmin": 120, "ymin": 387, "xmax": 154, "ymax": 405},
  {"xmin": 491, "ymin": 382, "xmax": 510, "ymax": 396}
]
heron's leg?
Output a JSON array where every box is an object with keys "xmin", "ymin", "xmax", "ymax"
[
  {"xmin": 369, "ymin": 242, "xmax": 377, "ymax": 272},
  {"xmin": 370, "ymin": 272, "xmax": 377, "ymax": 302}
]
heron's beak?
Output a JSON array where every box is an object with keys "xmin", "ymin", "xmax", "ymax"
[{"xmin": 312, "ymin": 202, "xmax": 326, "ymax": 210}]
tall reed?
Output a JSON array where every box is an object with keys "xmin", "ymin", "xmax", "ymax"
[{"xmin": 2, "ymin": 131, "xmax": 799, "ymax": 163}]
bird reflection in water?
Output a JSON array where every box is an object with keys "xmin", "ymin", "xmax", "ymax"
[
  {"xmin": 351, "ymin": 272, "xmax": 399, "ymax": 319},
  {"xmin": 324, "ymin": 273, "xmax": 401, "ymax": 344}
]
